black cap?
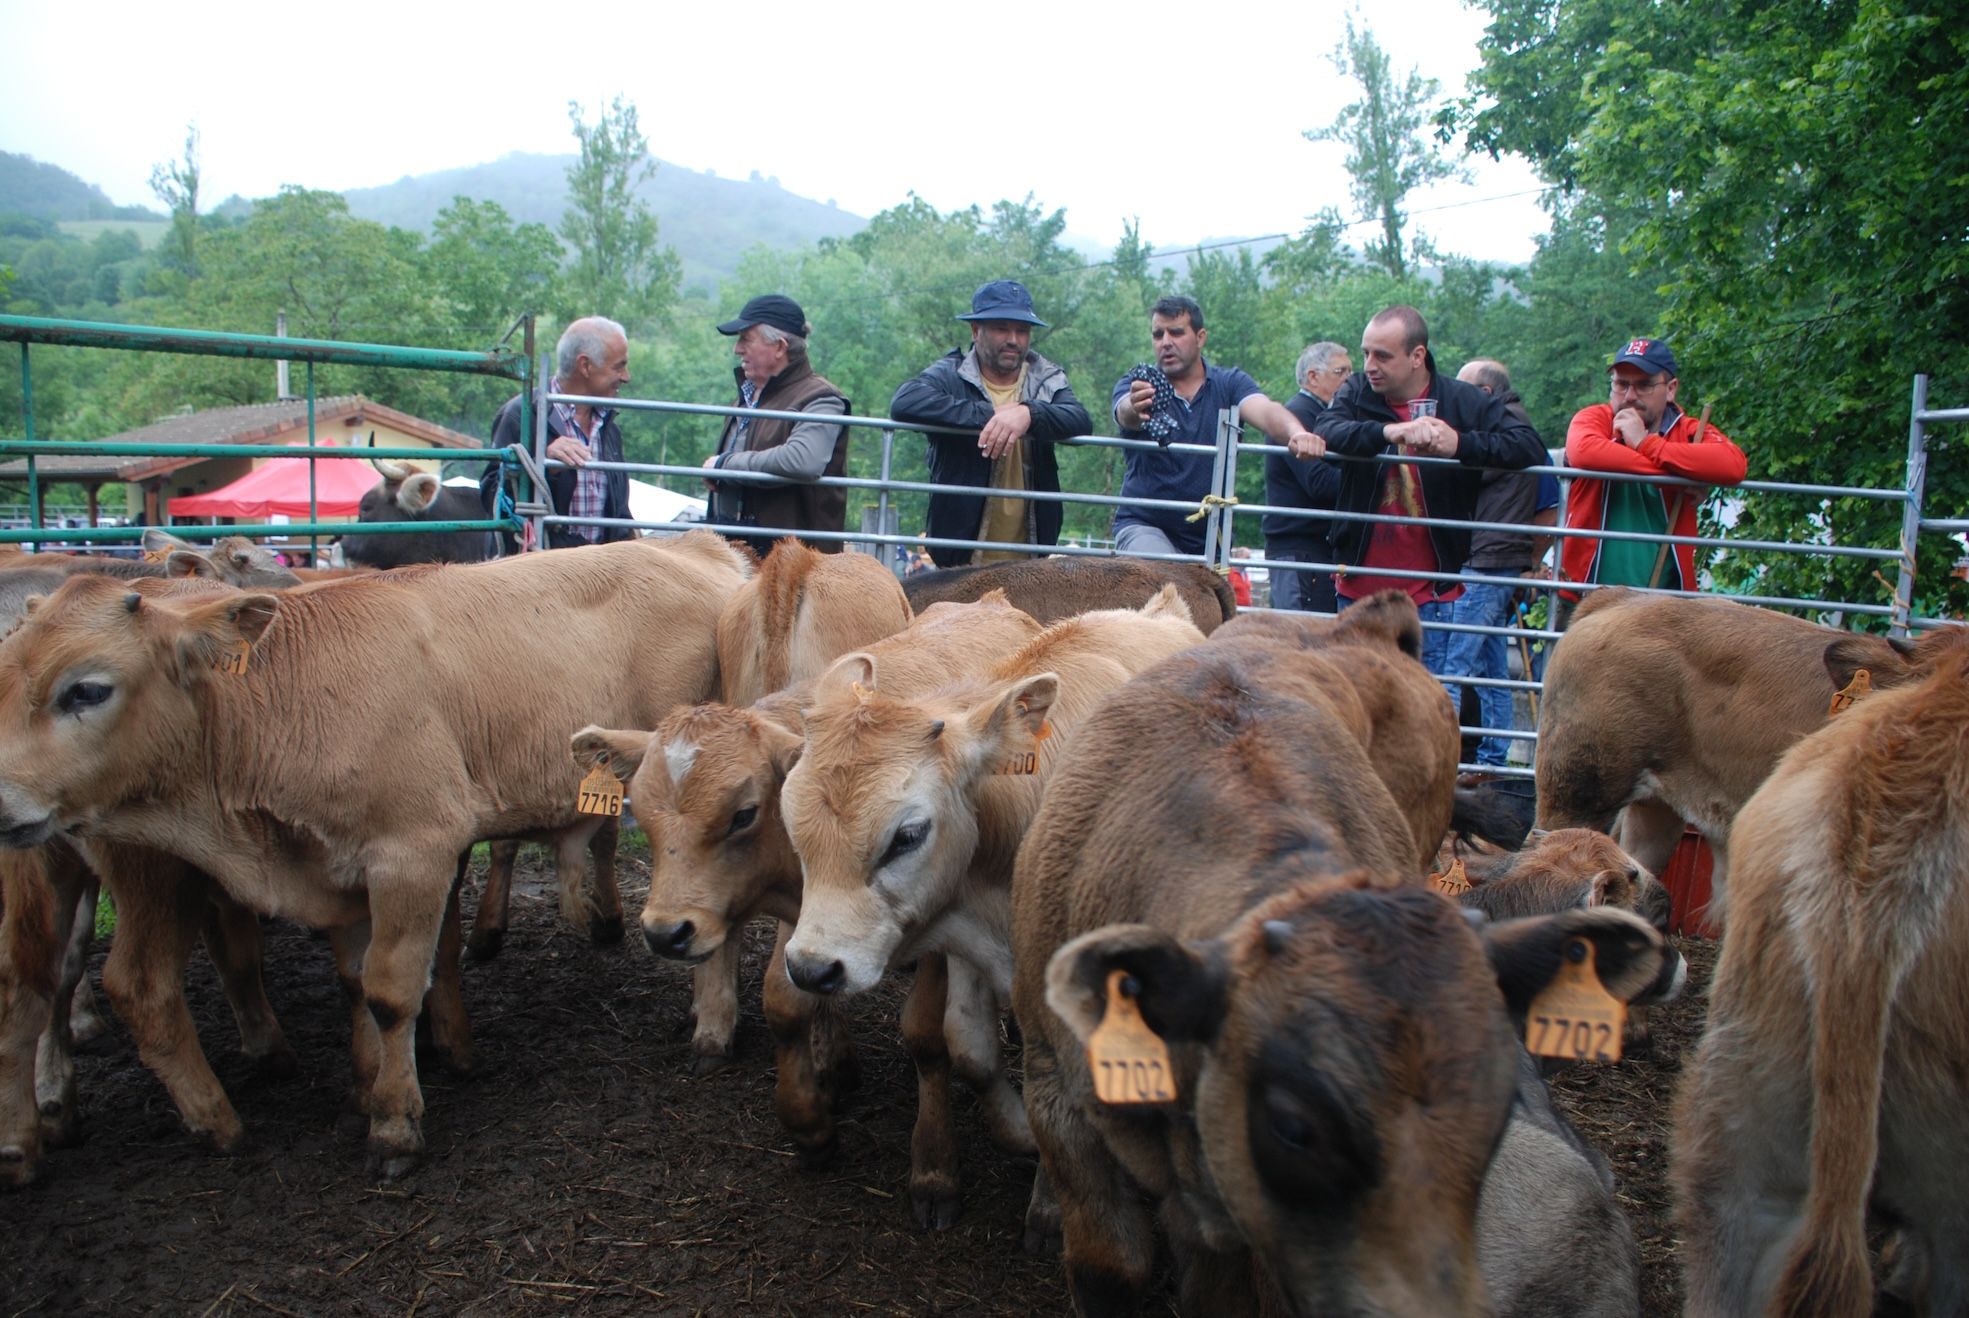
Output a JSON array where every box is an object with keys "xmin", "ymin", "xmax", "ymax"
[{"xmin": 717, "ymin": 294, "xmax": 808, "ymax": 338}]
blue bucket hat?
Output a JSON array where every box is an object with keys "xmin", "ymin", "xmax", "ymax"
[{"xmin": 957, "ymin": 279, "xmax": 1048, "ymax": 328}]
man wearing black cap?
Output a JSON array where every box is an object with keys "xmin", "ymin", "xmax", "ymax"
[
  {"xmin": 889, "ymin": 280, "xmax": 1092, "ymax": 566},
  {"xmin": 706, "ymin": 294, "xmax": 850, "ymax": 557},
  {"xmin": 1558, "ymin": 336, "xmax": 1746, "ymax": 603}
]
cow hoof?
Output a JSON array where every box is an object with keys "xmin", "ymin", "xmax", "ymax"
[
  {"xmin": 252, "ymin": 1043, "xmax": 302, "ymax": 1082},
  {"xmin": 436, "ymin": 1040, "xmax": 478, "ymax": 1077},
  {"xmin": 464, "ymin": 929, "xmax": 505, "ymax": 962},
  {"xmin": 367, "ymin": 1147, "xmax": 423, "ymax": 1182},
  {"xmin": 589, "ymin": 914, "xmax": 625, "ymax": 946},
  {"xmin": 689, "ymin": 1049, "xmax": 734, "ymax": 1078},
  {"xmin": 912, "ymin": 1188, "xmax": 962, "ymax": 1232},
  {"xmin": 365, "ymin": 1118, "xmax": 423, "ymax": 1181}
]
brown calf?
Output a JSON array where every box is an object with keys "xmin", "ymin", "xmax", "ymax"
[
  {"xmin": 716, "ymin": 537, "xmax": 913, "ymax": 707},
  {"xmin": 903, "ymin": 556, "xmax": 1236, "ymax": 633},
  {"xmin": 1675, "ymin": 626, "xmax": 1969, "ymax": 1317}
]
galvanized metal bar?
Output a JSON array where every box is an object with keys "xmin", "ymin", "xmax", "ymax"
[
  {"xmin": 530, "ymin": 350, "xmax": 550, "ymax": 551},
  {"xmin": 877, "ymin": 425, "xmax": 894, "ymax": 548},
  {"xmin": 20, "ymin": 341, "xmax": 38, "ymax": 552},
  {"xmin": 1893, "ymin": 375, "xmax": 1930, "ymax": 638},
  {"xmin": 1915, "ymin": 404, "xmax": 1969, "ymax": 423},
  {"xmin": 0, "ymin": 518, "xmax": 514, "ymax": 546},
  {"xmin": 307, "ymin": 361, "xmax": 318, "ymax": 563},
  {"xmin": 1922, "ymin": 518, "xmax": 1969, "ymax": 534},
  {"xmin": 0, "ymin": 314, "xmax": 525, "ymax": 379},
  {"xmin": 0, "ymin": 441, "xmax": 498, "ymax": 462}
]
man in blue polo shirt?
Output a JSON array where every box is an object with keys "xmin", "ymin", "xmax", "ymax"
[{"xmin": 1111, "ymin": 296, "xmax": 1323, "ymax": 557}]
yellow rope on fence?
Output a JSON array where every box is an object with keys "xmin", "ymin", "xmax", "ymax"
[{"xmin": 1185, "ymin": 493, "xmax": 1240, "ymax": 523}]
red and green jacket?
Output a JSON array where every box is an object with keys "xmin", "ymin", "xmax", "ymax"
[{"xmin": 1561, "ymin": 404, "xmax": 1746, "ymax": 596}]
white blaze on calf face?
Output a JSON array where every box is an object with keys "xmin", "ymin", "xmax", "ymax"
[{"xmin": 663, "ymin": 738, "xmax": 699, "ymax": 788}]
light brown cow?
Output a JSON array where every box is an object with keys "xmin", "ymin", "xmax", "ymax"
[
  {"xmin": 0, "ymin": 533, "xmax": 749, "ymax": 1175},
  {"xmin": 1675, "ymin": 626, "xmax": 1969, "ymax": 1318},
  {"xmin": 1012, "ymin": 627, "xmax": 1675, "ymax": 1316},
  {"xmin": 1536, "ymin": 588, "xmax": 1958, "ymax": 914},
  {"xmin": 903, "ymin": 556, "xmax": 1237, "ymax": 634},
  {"xmin": 573, "ymin": 593, "xmax": 1043, "ymax": 1228},
  {"xmin": 715, "ymin": 537, "xmax": 914, "ymax": 707},
  {"xmin": 0, "ymin": 843, "xmax": 59, "ymax": 1186}
]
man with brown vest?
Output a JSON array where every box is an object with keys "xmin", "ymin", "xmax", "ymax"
[{"xmin": 704, "ymin": 294, "xmax": 851, "ymax": 557}]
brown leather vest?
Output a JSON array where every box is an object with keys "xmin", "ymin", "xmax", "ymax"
[{"xmin": 718, "ymin": 360, "xmax": 851, "ymax": 552}]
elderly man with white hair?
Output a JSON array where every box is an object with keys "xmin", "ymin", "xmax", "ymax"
[{"xmin": 486, "ymin": 315, "xmax": 636, "ymax": 549}]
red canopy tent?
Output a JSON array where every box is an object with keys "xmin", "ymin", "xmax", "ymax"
[{"xmin": 167, "ymin": 451, "xmax": 383, "ymax": 519}]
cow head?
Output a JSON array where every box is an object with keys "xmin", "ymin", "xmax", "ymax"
[
  {"xmin": 1045, "ymin": 876, "xmax": 1674, "ymax": 1315},
  {"xmin": 1823, "ymin": 624, "xmax": 1969, "ymax": 704},
  {"xmin": 144, "ymin": 531, "xmax": 303, "ymax": 589},
  {"xmin": 0, "ymin": 575, "xmax": 277, "ymax": 848},
  {"xmin": 780, "ymin": 650, "xmax": 1056, "ymax": 995},
  {"xmin": 576, "ymin": 700, "xmax": 805, "ymax": 963}
]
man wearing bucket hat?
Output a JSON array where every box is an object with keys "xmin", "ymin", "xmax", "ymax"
[
  {"xmin": 890, "ymin": 280, "xmax": 1092, "ymax": 566},
  {"xmin": 705, "ymin": 293, "xmax": 851, "ymax": 557},
  {"xmin": 1558, "ymin": 335, "xmax": 1746, "ymax": 615}
]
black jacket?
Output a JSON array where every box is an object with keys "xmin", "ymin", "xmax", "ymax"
[
  {"xmin": 485, "ymin": 393, "xmax": 634, "ymax": 549},
  {"xmin": 1263, "ymin": 390, "xmax": 1343, "ymax": 554},
  {"xmin": 1317, "ymin": 371, "xmax": 1545, "ymax": 574},
  {"xmin": 890, "ymin": 348, "xmax": 1091, "ymax": 568}
]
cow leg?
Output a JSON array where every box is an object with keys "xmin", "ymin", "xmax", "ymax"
[
  {"xmin": 762, "ymin": 922, "xmax": 835, "ymax": 1166},
  {"xmin": 199, "ymin": 887, "xmax": 297, "ymax": 1079},
  {"xmin": 466, "ymin": 840, "xmax": 518, "ymax": 961},
  {"xmin": 0, "ymin": 848, "xmax": 59, "ymax": 1186},
  {"xmin": 1023, "ymin": 1034, "xmax": 1155, "ymax": 1311},
  {"xmin": 584, "ymin": 817, "xmax": 623, "ymax": 945},
  {"xmin": 326, "ymin": 923, "xmax": 381, "ymax": 1133},
  {"xmin": 687, "ymin": 935, "xmax": 743, "ymax": 1074},
  {"xmin": 97, "ymin": 854, "xmax": 245, "ymax": 1152},
  {"xmin": 356, "ymin": 866, "xmax": 451, "ymax": 1179},
  {"xmin": 944, "ymin": 955, "xmax": 1031, "ymax": 1153},
  {"xmin": 903, "ymin": 953, "xmax": 960, "ymax": 1230},
  {"xmin": 33, "ymin": 858, "xmax": 94, "ymax": 1147},
  {"xmin": 418, "ymin": 859, "xmax": 475, "ymax": 1077},
  {"xmin": 67, "ymin": 969, "xmax": 107, "ymax": 1045}
]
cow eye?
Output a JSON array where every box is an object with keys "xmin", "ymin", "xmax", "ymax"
[
  {"xmin": 56, "ymin": 680, "xmax": 114, "ymax": 715},
  {"xmin": 727, "ymin": 804, "xmax": 759, "ymax": 837},
  {"xmin": 1263, "ymin": 1087, "xmax": 1315, "ymax": 1150},
  {"xmin": 880, "ymin": 820, "xmax": 930, "ymax": 867}
]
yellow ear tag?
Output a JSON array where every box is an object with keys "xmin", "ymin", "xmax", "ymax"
[
  {"xmin": 1526, "ymin": 938, "xmax": 1624, "ymax": 1063},
  {"xmin": 851, "ymin": 680, "xmax": 873, "ymax": 704},
  {"xmin": 1087, "ymin": 969, "xmax": 1177, "ymax": 1105},
  {"xmin": 1829, "ymin": 668, "xmax": 1872, "ymax": 716},
  {"xmin": 1430, "ymin": 856, "xmax": 1471, "ymax": 898},
  {"xmin": 995, "ymin": 717, "xmax": 1052, "ymax": 776},
  {"xmin": 214, "ymin": 638, "xmax": 251, "ymax": 677},
  {"xmin": 143, "ymin": 546, "xmax": 172, "ymax": 564},
  {"xmin": 576, "ymin": 756, "xmax": 624, "ymax": 817}
]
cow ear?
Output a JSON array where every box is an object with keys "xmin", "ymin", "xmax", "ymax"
[
  {"xmin": 754, "ymin": 713, "xmax": 804, "ymax": 779},
  {"xmin": 960, "ymin": 672, "xmax": 1058, "ymax": 775},
  {"xmin": 166, "ymin": 549, "xmax": 220, "ymax": 579},
  {"xmin": 1337, "ymin": 589, "xmax": 1423, "ymax": 659},
  {"xmin": 1823, "ymin": 635, "xmax": 1910, "ymax": 700},
  {"xmin": 171, "ymin": 594, "xmax": 278, "ymax": 679},
  {"xmin": 396, "ymin": 472, "xmax": 441, "ymax": 515},
  {"xmin": 141, "ymin": 528, "xmax": 193, "ymax": 555},
  {"xmin": 570, "ymin": 726, "xmax": 651, "ymax": 781},
  {"xmin": 814, "ymin": 651, "xmax": 877, "ymax": 704},
  {"xmin": 1482, "ymin": 906, "xmax": 1673, "ymax": 1022},
  {"xmin": 1138, "ymin": 582, "xmax": 1193, "ymax": 625},
  {"xmin": 1044, "ymin": 923, "xmax": 1227, "ymax": 1047}
]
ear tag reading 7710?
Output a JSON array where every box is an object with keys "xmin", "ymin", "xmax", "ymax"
[
  {"xmin": 1526, "ymin": 938, "xmax": 1625, "ymax": 1064},
  {"xmin": 1430, "ymin": 856, "xmax": 1471, "ymax": 898},
  {"xmin": 576, "ymin": 755, "xmax": 624, "ymax": 817},
  {"xmin": 1087, "ymin": 969, "xmax": 1176, "ymax": 1104}
]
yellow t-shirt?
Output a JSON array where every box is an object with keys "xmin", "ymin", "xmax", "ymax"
[{"xmin": 975, "ymin": 369, "xmax": 1028, "ymax": 564}]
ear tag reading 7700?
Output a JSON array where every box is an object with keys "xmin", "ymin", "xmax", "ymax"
[
  {"xmin": 1087, "ymin": 969, "xmax": 1177, "ymax": 1105},
  {"xmin": 576, "ymin": 755, "xmax": 624, "ymax": 818},
  {"xmin": 1526, "ymin": 938, "xmax": 1624, "ymax": 1064},
  {"xmin": 214, "ymin": 639, "xmax": 252, "ymax": 677},
  {"xmin": 1829, "ymin": 668, "xmax": 1871, "ymax": 716},
  {"xmin": 995, "ymin": 718, "xmax": 1053, "ymax": 776},
  {"xmin": 1430, "ymin": 857, "xmax": 1471, "ymax": 898}
]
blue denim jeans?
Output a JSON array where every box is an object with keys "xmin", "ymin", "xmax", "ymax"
[{"xmin": 1442, "ymin": 580, "xmax": 1517, "ymax": 766}]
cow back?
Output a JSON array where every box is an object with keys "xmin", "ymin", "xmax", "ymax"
[{"xmin": 904, "ymin": 558, "xmax": 1235, "ymax": 634}]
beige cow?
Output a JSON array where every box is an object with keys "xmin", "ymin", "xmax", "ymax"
[
  {"xmin": 573, "ymin": 593, "xmax": 1043, "ymax": 1228},
  {"xmin": 1536, "ymin": 588, "xmax": 1957, "ymax": 914},
  {"xmin": 902, "ymin": 557, "xmax": 1237, "ymax": 634},
  {"xmin": 1675, "ymin": 626, "xmax": 1969, "ymax": 1317},
  {"xmin": 0, "ymin": 533, "xmax": 749, "ymax": 1176}
]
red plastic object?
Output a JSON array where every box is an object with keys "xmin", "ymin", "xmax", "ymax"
[{"xmin": 1660, "ymin": 826, "xmax": 1720, "ymax": 938}]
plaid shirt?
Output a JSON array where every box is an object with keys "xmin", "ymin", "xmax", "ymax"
[{"xmin": 551, "ymin": 375, "xmax": 612, "ymax": 544}]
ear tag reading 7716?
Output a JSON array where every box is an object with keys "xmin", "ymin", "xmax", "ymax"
[
  {"xmin": 576, "ymin": 755, "xmax": 624, "ymax": 817},
  {"xmin": 1526, "ymin": 938, "xmax": 1624, "ymax": 1063},
  {"xmin": 1087, "ymin": 969, "xmax": 1176, "ymax": 1105}
]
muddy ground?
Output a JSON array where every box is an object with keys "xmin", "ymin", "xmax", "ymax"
[{"xmin": 1, "ymin": 851, "xmax": 1715, "ymax": 1316}]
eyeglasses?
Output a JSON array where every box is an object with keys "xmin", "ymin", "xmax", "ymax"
[{"xmin": 1610, "ymin": 375, "xmax": 1669, "ymax": 393}]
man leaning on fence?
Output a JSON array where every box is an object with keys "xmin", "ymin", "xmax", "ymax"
[
  {"xmin": 889, "ymin": 280, "xmax": 1092, "ymax": 567},
  {"xmin": 704, "ymin": 294, "xmax": 851, "ymax": 559},
  {"xmin": 1295, "ymin": 305, "xmax": 1544, "ymax": 673},
  {"xmin": 1558, "ymin": 336, "xmax": 1747, "ymax": 624},
  {"xmin": 485, "ymin": 316, "xmax": 636, "ymax": 550},
  {"xmin": 1111, "ymin": 295, "xmax": 1323, "ymax": 559},
  {"xmin": 1265, "ymin": 340, "xmax": 1351, "ymax": 612}
]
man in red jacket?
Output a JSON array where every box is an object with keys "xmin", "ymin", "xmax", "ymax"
[{"xmin": 1560, "ymin": 337, "xmax": 1746, "ymax": 613}]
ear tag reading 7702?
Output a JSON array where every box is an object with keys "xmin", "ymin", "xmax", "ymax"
[
  {"xmin": 576, "ymin": 755, "xmax": 624, "ymax": 817},
  {"xmin": 1087, "ymin": 969, "xmax": 1177, "ymax": 1105},
  {"xmin": 1526, "ymin": 938, "xmax": 1624, "ymax": 1063}
]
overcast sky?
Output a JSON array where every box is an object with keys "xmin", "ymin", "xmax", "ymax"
[{"xmin": 1, "ymin": 0, "xmax": 1552, "ymax": 264}]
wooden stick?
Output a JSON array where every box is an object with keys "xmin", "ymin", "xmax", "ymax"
[{"xmin": 1647, "ymin": 402, "xmax": 1711, "ymax": 590}]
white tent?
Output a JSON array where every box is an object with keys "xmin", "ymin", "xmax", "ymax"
[{"xmin": 444, "ymin": 476, "xmax": 706, "ymax": 527}]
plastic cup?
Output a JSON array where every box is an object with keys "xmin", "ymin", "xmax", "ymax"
[{"xmin": 1409, "ymin": 398, "xmax": 1438, "ymax": 419}]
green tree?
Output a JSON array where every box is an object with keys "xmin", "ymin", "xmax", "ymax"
[
  {"xmin": 1307, "ymin": 16, "xmax": 1461, "ymax": 280},
  {"xmin": 148, "ymin": 125, "xmax": 202, "ymax": 281},
  {"xmin": 1454, "ymin": 0, "xmax": 1969, "ymax": 620},
  {"xmin": 557, "ymin": 97, "xmax": 680, "ymax": 333}
]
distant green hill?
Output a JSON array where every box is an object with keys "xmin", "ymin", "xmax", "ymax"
[
  {"xmin": 342, "ymin": 152, "xmax": 866, "ymax": 294},
  {"xmin": 0, "ymin": 151, "xmax": 161, "ymax": 223}
]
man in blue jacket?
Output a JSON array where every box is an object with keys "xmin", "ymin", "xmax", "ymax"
[
  {"xmin": 1291, "ymin": 305, "xmax": 1544, "ymax": 672},
  {"xmin": 1110, "ymin": 296, "xmax": 1323, "ymax": 559},
  {"xmin": 890, "ymin": 281, "xmax": 1092, "ymax": 567}
]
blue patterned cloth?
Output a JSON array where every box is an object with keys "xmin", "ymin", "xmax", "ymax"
[{"xmin": 1122, "ymin": 364, "xmax": 1182, "ymax": 445}]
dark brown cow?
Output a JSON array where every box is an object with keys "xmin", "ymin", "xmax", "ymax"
[
  {"xmin": 1012, "ymin": 626, "xmax": 1675, "ymax": 1315},
  {"xmin": 344, "ymin": 457, "xmax": 495, "ymax": 568},
  {"xmin": 903, "ymin": 557, "xmax": 1236, "ymax": 634}
]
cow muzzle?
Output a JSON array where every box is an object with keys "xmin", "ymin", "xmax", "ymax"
[
  {"xmin": 642, "ymin": 917, "xmax": 716, "ymax": 963},
  {"xmin": 784, "ymin": 952, "xmax": 848, "ymax": 996}
]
